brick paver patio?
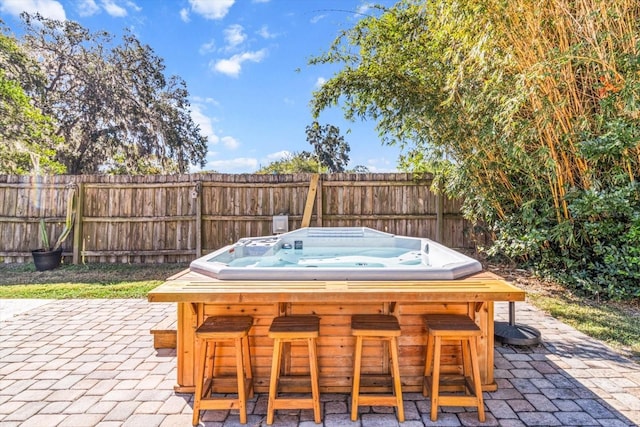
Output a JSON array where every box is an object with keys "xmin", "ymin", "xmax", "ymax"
[{"xmin": 0, "ymin": 299, "xmax": 638, "ymax": 426}]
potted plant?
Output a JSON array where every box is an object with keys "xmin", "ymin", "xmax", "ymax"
[{"xmin": 32, "ymin": 185, "xmax": 77, "ymax": 271}]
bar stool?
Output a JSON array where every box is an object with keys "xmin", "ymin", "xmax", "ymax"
[
  {"xmin": 423, "ymin": 314, "xmax": 485, "ymax": 422},
  {"xmin": 350, "ymin": 314, "xmax": 404, "ymax": 422},
  {"xmin": 267, "ymin": 315, "xmax": 321, "ymax": 425},
  {"xmin": 192, "ymin": 315, "xmax": 254, "ymax": 426}
]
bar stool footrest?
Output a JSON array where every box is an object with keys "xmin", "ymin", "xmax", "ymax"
[
  {"xmin": 357, "ymin": 395, "xmax": 402, "ymax": 406},
  {"xmin": 204, "ymin": 376, "xmax": 254, "ymax": 394},
  {"xmin": 436, "ymin": 395, "xmax": 483, "ymax": 407},
  {"xmin": 270, "ymin": 397, "xmax": 316, "ymax": 410},
  {"xmin": 198, "ymin": 399, "xmax": 243, "ymax": 411},
  {"xmin": 424, "ymin": 375, "xmax": 478, "ymax": 395}
]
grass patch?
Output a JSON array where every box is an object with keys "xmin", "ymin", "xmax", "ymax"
[
  {"xmin": 528, "ymin": 293, "xmax": 640, "ymax": 362},
  {"xmin": 0, "ymin": 262, "xmax": 188, "ymax": 299}
]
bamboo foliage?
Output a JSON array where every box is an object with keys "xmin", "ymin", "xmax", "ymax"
[
  {"xmin": 490, "ymin": 0, "xmax": 640, "ymax": 221},
  {"xmin": 311, "ymin": 0, "xmax": 639, "ymax": 222},
  {"xmin": 441, "ymin": 0, "xmax": 640, "ymax": 223}
]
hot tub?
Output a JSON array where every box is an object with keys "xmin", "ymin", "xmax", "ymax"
[{"xmin": 190, "ymin": 227, "xmax": 482, "ymax": 281}]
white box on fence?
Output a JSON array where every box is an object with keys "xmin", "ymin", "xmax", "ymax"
[{"xmin": 272, "ymin": 215, "xmax": 289, "ymax": 234}]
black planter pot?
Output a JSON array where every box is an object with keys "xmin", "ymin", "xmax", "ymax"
[{"xmin": 31, "ymin": 248, "xmax": 63, "ymax": 271}]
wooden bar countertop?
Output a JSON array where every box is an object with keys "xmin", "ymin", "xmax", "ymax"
[{"xmin": 147, "ymin": 269, "xmax": 525, "ymax": 304}]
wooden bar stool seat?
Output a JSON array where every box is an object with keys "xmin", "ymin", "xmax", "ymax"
[
  {"xmin": 192, "ymin": 315, "xmax": 253, "ymax": 426},
  {"xmin": 423, "ymin": 314, "xmax": 485, "ymax": 422},
  {"xmin": 267, "ymin": 315, "xmax": 321, "ymax": 425},
  {"xmin": 350, "ymin": 314, "xmax": 404, "ymax": 422}
]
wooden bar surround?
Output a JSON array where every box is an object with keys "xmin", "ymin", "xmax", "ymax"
[{"xmin": 148, "ymin": 269, "xmax": 525, "ymax": 394}]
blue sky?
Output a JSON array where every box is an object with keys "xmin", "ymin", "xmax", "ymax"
[{"xmin": 0, "ymin": 0, "xmax": 402, "ymax": 173}]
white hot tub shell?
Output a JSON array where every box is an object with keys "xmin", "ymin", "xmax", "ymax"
[{"xmin": 189, "ymin": 227, "xmax": 482, "ymax": 281}]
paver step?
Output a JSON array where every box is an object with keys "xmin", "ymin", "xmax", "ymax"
[{"xmin": 150, "ymin": 316, "xmax": 177, "ymax": 349}]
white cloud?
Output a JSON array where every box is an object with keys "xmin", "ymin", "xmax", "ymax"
[
  {"xmin": 190, "ymin": 103, "xmax": 219, "ymax": 145},
  {"xmin": 77, "ymin": 0, "xmax": 99, "ymax": 16},
  {"xmin": 208, "ymin": 157, "xmax": 259, "ymax": 173},
  {"xmin": 257, "ymin": 25, "xmax": 275, "ymax": 39},
  {"xmin": 124, "ymin": 0, "xmax": 141, "ymax": 13},
  {"xmin": 77, "ymin": 0, "xmax": 139, "ymax": 19},
  {"xmin": 365, "ymin": 157, "xmax": 398, "ymax": 173},
  {"xmin": 224, "ymin": 24, "xmax": 246, "ymax": 49},
  {"xmin": 191, "ymin": 96, "xmax": 220, "ymax": 107},
  {"xmin": 189, "ymin": 0, "xmax": 234, "ymax": 20},
  {"xmin": 221, "ymin": 136, "xmax": 239, "ymax": 150},
  {"xmin": 315, "ymin": 77, "xmax": 327, "ymax": 88},
  {"xmin": 357, "ymin": 4, "xmax": 372, "ymax": 15},
  {"xmin": 266, "ymin": 150, "xmax": 289, "ymax": 161},
  {"xmin": 199, "ymin": 39, "xmax": 216, "ymax": 55},
  {"xmin": 102, "ymin": 0, "xmax": 126, "ymax": 17},
  {"xmin": 310, "ymin": 14, "xmax": 325, "ymax": 24},
  {"xmin": 179, "ymin": 7, "xmax": 189, "ymax": 22},
  {"xmin": 0, "ymin": 0, "xmax": 66, "ymax": 20},
  {"xmin": 190, "ymin": 101, "xmax": 239, "ymax": 154},
  {"xmin": 212, "ymin": 49, "xmax": 267, "ymax": 78}
]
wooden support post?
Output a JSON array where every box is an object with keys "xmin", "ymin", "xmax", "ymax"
[
  {"xmin": 436, "ymin": 183, "xmax": 444, "ymax": 243},
  {"xmin": 315, "ymin": 177, "xmax": 323, "ymax": 227},
  {"xmin": 72, "ymin": 182, "xmax": 84, "ymax": 265},
  {"xmin": 194, "ymin": 182, "xmax": 202, "ymax": 258},
  {"xmin": 301, "ymin": 174, "xmax": 320, "ymax": 228}
]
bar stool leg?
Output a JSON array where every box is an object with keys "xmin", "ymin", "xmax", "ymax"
[
  {"xmin": 469, "ymin": 336, "xmax": 485, "ymax": 422},
  {"xmin": 389, "ymin": 336, "xmax": 404, "ymax": 422},
  {"xmin": 234, "ymin": 337, "xmax": 247, "ymax": 424},
  {"xmin": 192, "ymin": 338, "xmax": 207, "ymax": 426},
  {"xmin": 267, "ymin": 337, "xmax": 283, "ymax": 425},
  {"xmin": 206, "ymin": 341, "xmax": 216, "ymax": 389},
  {"xmin": 308, "ymin": 337, "xmax": 321, "ymax": 423},
  {"xmin": 423, "ymin": 333, "xmax": 434, "ymax": 396},
  {"xmin": 461, "ymin": 337, "xmax": 472, "ymax": 395},
  {"xmin": 350, "ymin": 335, "xmax": 363, "ymax": 421},
  {"xmin": 242, "ymin": 335, "xmax": 254, "ymax": 399},
  {"xmin": 430, "ymin": 336, "xmax": 442, "ymax": 422}
]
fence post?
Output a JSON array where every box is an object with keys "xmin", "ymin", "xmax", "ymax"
[
  {"xmin": 315, "ymin": 175, "xmax": 323, "ymax": 226},
  {"xmin": 194, "ymin": 181, "xmax": 202, "ymax": 258},
  {"xmin": 72, "ymin": 182, "xmax": 84, "ymax": 265},
  {"xmin": 436, "ymin": 184, "xmax": 444, "ymax": 243}
]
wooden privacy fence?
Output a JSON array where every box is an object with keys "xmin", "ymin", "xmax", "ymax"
[{"xmin": 0, "ymin": 173, "xmax": 478, "ymax": 265}]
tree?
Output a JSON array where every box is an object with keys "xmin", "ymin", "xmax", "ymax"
[
  {"xmin": 348, "ymin": 165, "xmax": 370, "ymax": 173},
  {"xmin": 256, "ymin": 151, "xmax": 326, "ymax": 174},
  {"xmin": 310, "ymin": 0, "xmax": 640, "ymax": 299},
  {"xmin": 18, "ymin": 13, "xmax": 207, "ymax": 174},
  {"xmin": 0, "ymin": 25, "xmax": 64, "ymax": 174},
  {"xmin": 305, "ymin": 121, "xmax": 350, "ymax": 173}
]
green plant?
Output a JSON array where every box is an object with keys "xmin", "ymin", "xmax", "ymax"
[{"xmin": 39, "ymin": 184, "xmax": 76, "ymax": 251}]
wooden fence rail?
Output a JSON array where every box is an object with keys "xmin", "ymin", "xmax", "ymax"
[{"xmin": 0, "ymin": 173, "xmax": 477, "ymax": 265}]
